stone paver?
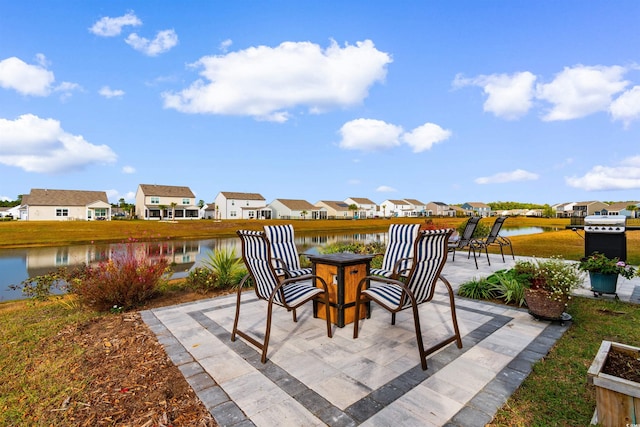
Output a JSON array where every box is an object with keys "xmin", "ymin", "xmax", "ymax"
[{"xmin": 142, "ymin": 253, "xmax": 640, "ymax": 427}]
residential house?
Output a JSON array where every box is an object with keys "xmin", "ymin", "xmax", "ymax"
[
  {"xmin": 269, "ymin": 199, "xmax": 323, "ymax": 219},
  {"xmin": 213, "ymin": 192, "xmax": 270, "ymax": 220},
  {"xmin": 571, "ymin": 201, "xmax": 609, "ymax": 217},
  {"xmin": 344, "ymin": 197, "xmax": 378, "ymax": 219},
  {"xmin": 600, "ymin": 201, "xmax": 640, "ymax": 218},
  {"xmin": 425, "ymin": 201, "xmax": 456, "ymax": 217},
  {"xmin": 135, "ymin": 184, "xmax": 198, "ymax": 220},
  {"xmin": 552, "ymin": 202, "xmax": 577, "ymax": 218},
  {"xmin": 460, "ymin": 202, "xmax": 491, "ymax": 217},
  {"xmin": 19, "ymin": 188, "xmax": 111, "ymax": 221},
  {"xmin": 315, "ymin": 200, "xmax": 354, "ymax": 219},
  {"xmin": 379, "ymin": 199, "xmax": 413, "ymax": 217},
  {"xmin": 200, "ymin": 202, "xmax": 217, "ymax": 219},
  {"xmin": 404, "ymin": 199, "xmax": 427, "ymax": 217}
]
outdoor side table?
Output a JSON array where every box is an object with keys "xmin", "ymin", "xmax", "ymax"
[{"xmin": 307, "ymin": 253, "xmax": 374, "ymax": 328}]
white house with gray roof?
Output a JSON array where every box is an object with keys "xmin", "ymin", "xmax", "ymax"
[
  {"xmin": 344, "ymin": 197, "xmax": 377, "ymax": 219},
  {"xmin": 213, "ymin": 192, "xmax": 270, "ymax": 220},
  {"xmin": 269, "ymin": 199, "xmax": 323, "ymax": 219},
  {"xmin": 315, "ymin": 200, "xmax": 354, "ymax": 219}
]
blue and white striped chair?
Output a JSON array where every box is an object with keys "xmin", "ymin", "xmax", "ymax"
[
  {"xmin": 264, "ymin": 224, "xmax": 312, "ymax": 279},
  {"xmin": 370, "ymin": 223, "xmax": 421, "ymax": 279},
  {"xmin": 232, "ymin": 230, "xmax": 332, "ymax": 363},
  {"xmin": 353, "ymin": 228, "xmax": 463, "ymax": 370}
]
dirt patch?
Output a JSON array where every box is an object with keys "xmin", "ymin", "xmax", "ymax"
[
  {"xmin": 56, "ymin": 291, "xmax": 222, "ymax": 426},
  {"xmin": 603, "ymin": 349, "xmax": 640, "ymax": 383}
]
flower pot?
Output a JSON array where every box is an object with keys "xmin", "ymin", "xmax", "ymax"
[
  {"xmin": 588, "ymin": 341, "xmax": 640, "ymax": 426},
  {"xmin": 523, "ymin": 288, "xmax": 568, "ymax": 320},
  {"xmin": 589, "ymin": 272, "xmax": 619, "ymax": 295}
]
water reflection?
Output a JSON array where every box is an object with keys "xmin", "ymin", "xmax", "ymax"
[
  {"xmin": 0, "ymin": 226, "xmax": 553, "ymax": 301},
  {"xmin": 0, "ymin": 232, "xmax": 389, "ymax": 301}
]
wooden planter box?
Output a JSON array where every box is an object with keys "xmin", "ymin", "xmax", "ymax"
[{"xmin": 587, "ymin": 341, "xmax": 640, "ymax": 426}]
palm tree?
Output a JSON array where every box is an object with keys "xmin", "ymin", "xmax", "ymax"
[
  {"xmin": 348, "ymin": 204, "xmax": 358, "ymax": 219},
  {"xmin": 158, "ymin": 205, "xmax": 167, "ymax": 220},
  {"xmin": 301, "ymin": 210, "xmax": 307, "ymax": 220},
  {"xmin": 170, "ymin": 202, "xmax": 177, "ymax": 220}
]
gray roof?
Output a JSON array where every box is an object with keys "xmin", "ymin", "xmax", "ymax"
[
  {"xmin": 318, "ymin": 200, "xmax": 350, "ymax": 211},
  {"xmin": 347, "ymin": 197, "xmax": 376, "ymax": 205},
  {"xmin": 139, "ymin": 184, "xmax": 195, "ymax": 198},
  {"xmin": 273, "ymin": 199, "xmax": 317, "ymax": 210},
  {"xmin": 23, "ymin": 189, "xmax": 108, "ymax": 206}
]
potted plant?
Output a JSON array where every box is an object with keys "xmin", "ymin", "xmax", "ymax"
[
  {"xmin": 515, "ymin": 256, "xmax": 583, "ymax": 320},
  {"xmin": 578, "ymin": 252, "xmax": 637, "ymax": 296},
  {"xmin": 588, "ymin": 340, "xmax": 640, "ymax": 426}
]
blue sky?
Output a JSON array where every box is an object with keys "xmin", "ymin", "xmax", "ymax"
[{"xmin": 1, "ymin": 1, "xmax": 640, "ymax": 206}]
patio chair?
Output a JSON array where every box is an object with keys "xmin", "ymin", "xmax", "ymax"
[
  {"xmin": 232, "ymin": 230, "xmax": 332, "ymax": 363},
  {"xmin": 471, "ymin": 216, "xmax": 514, "ymax": 265},
  {"xmin": 264, "ymin": 224, "xmax": 312, "ymax": 279},
  {"xmin": 369, "ymin": 223, "xmax": 421, "ymax": 279},
  {"xmin": 448, "ymin": 216, "xmax": 482, "ymax": 269},
  {"xmin": 353, "ymin": 228, "xmax": 463, "ymax": 370}
]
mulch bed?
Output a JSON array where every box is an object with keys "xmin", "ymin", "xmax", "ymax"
[{"xmin": 56, "ymin": 310, "xmax": 217, "ymax": 426}]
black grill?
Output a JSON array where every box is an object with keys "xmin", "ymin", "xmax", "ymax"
[{"xmin": 584, "ymin": 215, "xmax": 627, "ymax": 261}]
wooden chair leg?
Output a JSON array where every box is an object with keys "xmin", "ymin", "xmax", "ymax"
[
  {"xmin": 231, "ymin": 274, "xmax": 250, "ymax": 342},
  {"xmin": 261, "ymin": 301, "xmax": 275, "ymax": 364},
  {"xmin": 391, "ymin": 312, "xmax": 396, "ymax": 325}
]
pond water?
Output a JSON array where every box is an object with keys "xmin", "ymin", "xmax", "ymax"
[{"xmin": 0, "ymin": 226, "xmax": 556, "ymax": 301}]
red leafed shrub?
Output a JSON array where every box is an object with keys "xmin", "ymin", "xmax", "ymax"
[{"xmin": 67, "ymin": 244, "xmax": 171, "ymax": 311}]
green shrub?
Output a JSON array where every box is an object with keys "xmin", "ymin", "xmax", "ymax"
[
  {"xmin": 458, "ymin": 278, "xmax": 496, "ymax": 300},
  {"xmin": 319, "ymin": 240, "xmax": 386, "ymax": 269},
  {"xmin": 487, "ymin": 270, "xmax": 526, "ymax": 307},
  {"xmin": 202, "ymin": 247, "xmax": 246, "ymax": 289},
  {"xmin": 185, "ymin": 266, "xmax": 218, "ymax": 292}
]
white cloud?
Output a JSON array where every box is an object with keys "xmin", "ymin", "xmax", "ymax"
[
  {"xmin": 99, "ymin": 86, "xmax": 125, "ymax": 98},
  {"xmin": 402, "ymin": 122, "xmax": 452, "ymax": 153},
  {"xmin": 89, "ymin": 11, "xmax": 142, "ymax": 37},
  {"xmin": 338, "ymin": 119, "xmax": 451, "ymax": 153},
  {"xmin": 566, "ymin": 156, "xmax": 640, "ymax": 190},
  {"xmin": 610, "ymin": 86, "xmax": 640, "ymax": 127},
  {"xmin": 162, "ymin": 39, "xmax": 392, "ymax": 121},
  {"xmin": 0, "ymin": 114, "xmax": 117, "ymax": 173},
  {"xmin": 125, "ymin": 30, "xmax": 178, "ymax": 56},
  {"xmin": 122, "ymin": 165, "xmax": 136, "ymax": 174},
  {"xmin": 475, "ymin": 169, "xmax": 539, "ymax": 184},
  {"xmin": 219, "ymin": 39, "xmax": 233, "ymax": 52},
  {"xmin": 453, "ymin": 72, "xmax": 536, "ymax": 120},
  {"xmin": 0, "ymin": 56, "xmax": 54, "ymax": 96},
  {"xmin": 348, "ymin": 179, "xmax": 360, "ymax": 185},
  {"xmin": 376, "ymin": 185, "xmax": 397, "ymax": 192},
  {"xmin": 339, "ymin": 119, "xmax": 402, "ymax": 151},
  {"xmin": 537, "ymin": 65, "xmax": 628, "ymax": 121}
]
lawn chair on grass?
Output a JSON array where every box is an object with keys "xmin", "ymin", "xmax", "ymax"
[
  {"xmin": 232, "ymin": 230, "xmax": 332, "ymax": 364},
  {"xmin": 264, "ymin": 224, "xmax": 312, "ymax": 279},
  {"xmin": 471, "ymin": 216, "xmax": 514, "ymax": 265},
  {"xmin": 369, "ymin": 223, "xmax": 421, "ymax": 279},
  {"xmin": 353, "ymin": 228, "xmax": 463, "ymax": 370},
  {"xmin": 448, "ymin": 216, "xmax": 482, "ymax": 268}
]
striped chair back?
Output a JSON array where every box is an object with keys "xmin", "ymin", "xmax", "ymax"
[
  {"xmin": 237, "ymin": 230, "xmax": 283, "ymax": 304},
  {"xmin": 402, "ymin": 228, "xmax": 452, "ymax": 307},
  {"xmin": 380, "ymin": 224, "xmax": 421, "ymax": 272},
  {"xmin": 264, "ymin": 224, "xmax": 303, "ymax": 271}
]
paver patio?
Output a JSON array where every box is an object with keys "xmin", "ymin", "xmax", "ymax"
[{"xmin": 141, "ymin": 253, "xmax": 640, "ymax": 427}]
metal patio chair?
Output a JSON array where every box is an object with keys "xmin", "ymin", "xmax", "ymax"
[
  {"xmin": 264, "ymin": 224, "xmax": 312, "ymax": 279},
  {"xmin": 471, "ymin": 216, "xmax": 514, "ymax": 265},
  {"xmin": 353, "ymin": 228, "xmax": 463, "ymax": 370},
  {"xmin": 448, "ymin": 216, "xmax": 483, "ymax": 268},
  {"xmin": 369, "ymin": 223, "xmax": 421, "ymax": 279},
  {"xmin": 232, "ymin": 230, "xmax": 332, "ymax": 363}
]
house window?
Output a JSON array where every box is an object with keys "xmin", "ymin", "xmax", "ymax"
[
  {"xmin": 230, "ymin": 210, "xmax": 237, "ymax": 217},
  {"xmin": 95, "ymin": 208, "xmax": 107, "ymax": 218},
  {"xmin": 56, "ymin": 208, "xmax": 69, "ymax": 217},
  {"xmin": 182, "ymin": 198, "xmax": 190, "ymax": 204},
  {"xmin": 150, "ymin": 197, "xmax": 159, "ymax": 204}
]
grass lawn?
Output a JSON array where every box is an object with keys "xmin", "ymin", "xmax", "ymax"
[{"xmin": 2, "ymin": 216, "xmax": 640, "ymax": 425}]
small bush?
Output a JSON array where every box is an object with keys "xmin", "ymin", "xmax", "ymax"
[
  {"xmin": 201, "ymin": 247, "xmax": 246, "ymax": 289},
  {"xmin": 457, "ymin": 218, "xmax": 491, "ymax": 239},
  {"xmin": 488, "ymin": 270, "xmax": 526, "ymax": 307},
  {"xmin": 458, "ymin": 278, "xmax": 496, "ymax": 300},
  {"xmin": 66, "ymin": 245, "xmax": 171, "ymax": 311},
  {"xmin": 185, "ymin": 267, "xmax": 218, "ymax": 293},
  {"xmin": 320, "ymin": 241, "xmax": 386, "ymax": 269}
]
